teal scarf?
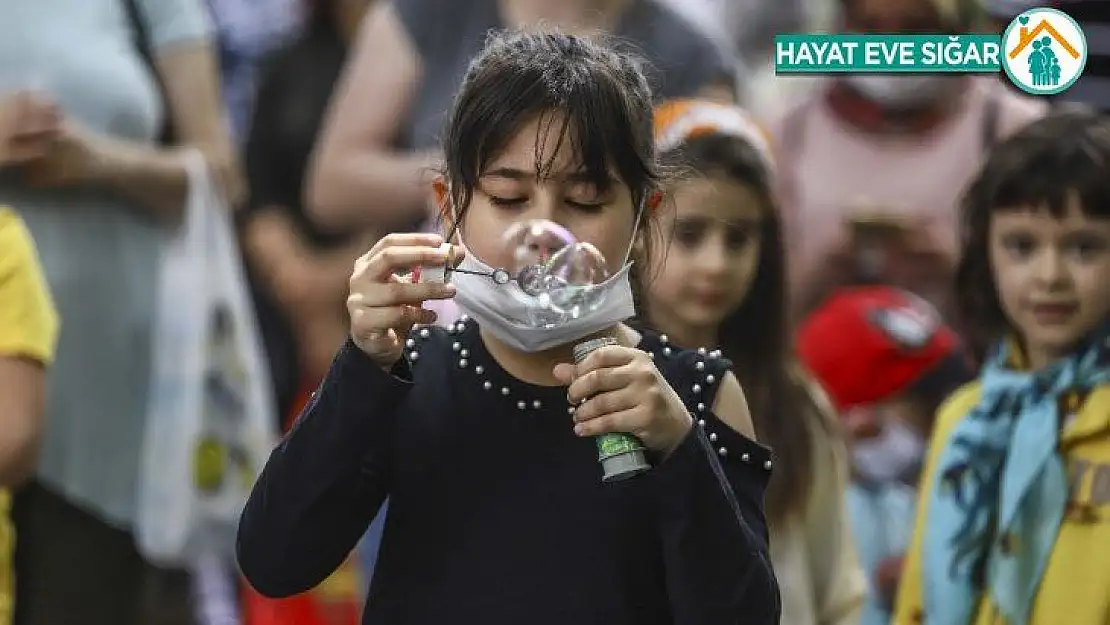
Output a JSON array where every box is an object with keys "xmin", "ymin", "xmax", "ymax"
[{"xmin": 923, "ymin": 328, "xmax": 1110, "ymax": 624}]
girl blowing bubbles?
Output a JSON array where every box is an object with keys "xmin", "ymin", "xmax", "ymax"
[
  {"xmin": 236, "ymin": 30, "xmax": 780, "ymax": 625},
  {"xmin": 646, "ymin": 100, "xmax": 867, "ymax": 625},
  {"xmin": 893, "ymin": 110, "xmax": 1110, "ymax": 625}
]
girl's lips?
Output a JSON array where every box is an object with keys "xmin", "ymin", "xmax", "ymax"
[
  {"xmin": 1030, "ymin": 302, "xmax": 1078, "ymax": 323},
  {"xmin": 689, "ymin": 289, "xmax": 727, "ymax": 306}
]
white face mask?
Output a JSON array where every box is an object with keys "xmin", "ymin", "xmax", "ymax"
[
  {"xmin": 448, "ymin": 206, "xmax": 642, "ymax": 353},
  {"xmin": 852, "ymin": 418, "xmax": 926, "ymax": 484},
  {"xmin": 844, "ymin": 74, "xmax": 951, "ymax": 108}
]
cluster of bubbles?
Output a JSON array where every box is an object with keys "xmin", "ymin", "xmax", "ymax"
[{"xmin": 499, "ymin": 220, "xmax": 611, "ymax": 326}]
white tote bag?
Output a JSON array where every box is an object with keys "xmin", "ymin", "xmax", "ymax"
[{"xmin": 136, "ymin": 150, "xmax": 278, "ymax": 567}]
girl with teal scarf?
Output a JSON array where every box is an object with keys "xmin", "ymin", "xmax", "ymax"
[{"xmin": 893, "ymin": 110, "xmax": 1110, "ymax": 624}]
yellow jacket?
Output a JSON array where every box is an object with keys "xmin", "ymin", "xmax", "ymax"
[{"xmin": 894, "ymin": 380, "xmax": 1110, "ymax": 624}]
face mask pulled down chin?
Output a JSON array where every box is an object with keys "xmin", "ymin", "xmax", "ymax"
[
  {"xmin": 845, "ymin": 74, "xmax": 952, "ymax": 108},
  {"xmin": 449, "ymin": 250, "xmax": 637, "ymax": 353}
]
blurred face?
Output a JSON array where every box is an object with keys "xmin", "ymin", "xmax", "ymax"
[
  {"xmin": 845, "ymin": 396, "xmax": 930, "ymax": 442},
  {"xmin": 453, "ymin": 113, "xmax": 639, "ymax": 276},
  {"xmin": 841, "ymin": 0, "xmax": 945, "ymax": 33},
  {"xmin": 849, "ymin": 397, "xmax": 929, "ymax": 483},
  {"xmin": 839, "ymin": 0, "xmax": 956, "ymax": 108},
  {"xmin": 645, "ymin": 174, "xmax": 763, "ymax": 341},
  {"xmin": 990, "ymin": 197, "xmax": 1110, "ymax": 368}
]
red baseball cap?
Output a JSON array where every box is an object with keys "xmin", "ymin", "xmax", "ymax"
[{"xmin": 796, "ymin": 286, "xmax": 965, "ymax": 411}]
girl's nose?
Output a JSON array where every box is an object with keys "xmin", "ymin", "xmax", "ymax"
[
  {"xmin": 845, "ymin": 407, "xmax": 883, "ymax": 440},
  {"xmin": 1033, "ymin": 247, "xmax": 1067, "ymax": 286},
  {"xmin": 694, "ymin": 236, "xmax": 730, "ymax": 275}
]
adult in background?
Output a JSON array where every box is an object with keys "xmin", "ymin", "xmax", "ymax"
[
  {"xmin": 240, "ymin": 1, "xmax": 375, "ymax": 622},
  {"xmin": 306, "ymin": 0, "xmax": 738, "ymax": 238},
  {"xmin": 1, "ymin": 2, "xmax": 241, "ymax": 625},
  {"xmin": 205, "ymin": 0, "xmax": 306, "ymax": 139},
  {"xmin": 767, "ymin": 0, "xmax": 1046, "ymax": 319},
  {"xmin": 243, "ymin": 0, "xmax": 373, "ymax": 450}
]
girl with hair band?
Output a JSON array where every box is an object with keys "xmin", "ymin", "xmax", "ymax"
[
  {"xmin": 237, "ymin": 29, "xmax": 779, "ymax": 624},
  {"xmin": 645, "ymin": 99, "xmax": 867, "ymax": 625},
  {"xmin": 894, "ymin": 110, "xmax": 1110, "ymax": 624}
]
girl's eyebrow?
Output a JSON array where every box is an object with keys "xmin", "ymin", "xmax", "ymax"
[
  {"xmin": 481, "ymin": 167, "xmax": 531, "ymax": 180},
  {"xmin": 676, "ymin": 215, "xmax": 760, "ymax": 226},
  {"xmin": 1061, "ymin": 226, "xmax": 1110, "ymax": 237},
  {"xmin": 481, "ymin": 166, "xmax": 615, "ymax": 185}
]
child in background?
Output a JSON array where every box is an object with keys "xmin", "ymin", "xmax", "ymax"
[
  {"xmin": 796, "ymin": 285, "xmax": 974, "ymax": 625},
  {"xmin": 894, "ymin": 110, "xmax": 1110, "ymax": 624},
  {"xmin": 0, "ymin": 208, "xmax": 59, "ymax": 625},
  {"xmin": 644, "ymin": 99, "xmax": 866, "ymax": 625}
]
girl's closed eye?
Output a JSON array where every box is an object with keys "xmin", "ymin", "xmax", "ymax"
[
  {"xmin": 566, "ymin": 182, "xmax": 611, "ymax": 212},
  {"xmin": 488, "ymin": 194, "xmax": 528, "ymax": 208},
  {"xmin": 480, "ymin": 178, "xmax": 529, "ymax": 208}
]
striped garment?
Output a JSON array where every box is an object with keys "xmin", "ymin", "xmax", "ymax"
[{"xmin": 1056, "ymin": 0, "xmax": 1110, "ymax": 112}]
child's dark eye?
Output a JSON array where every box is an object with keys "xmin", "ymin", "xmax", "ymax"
[
  {"xmin": 1002, "ymin": 234, "xmax": 1037, "ymax": 257},
  {"xmin": 1066, "ymin": 236, "xmax": 1108, "ymax": 261},
  {"xmin": 674, "ymin": 222, "xmax": 706, "ymax": 248},
  {"xmin": 725, "ymin": 225, "xmax": 755, "ymax": 251}
]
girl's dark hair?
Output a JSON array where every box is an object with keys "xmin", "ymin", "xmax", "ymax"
[
  {"xmin": 655, "ymin": 133, "xmax": 833, "ymax": 524},
  {"xmin": 955, "ymin": 109, "xmax": 1110, "ymax": 356},
  {"xmin": 440, "ymin": 29, "xmax": 660, "ymax": 235}
]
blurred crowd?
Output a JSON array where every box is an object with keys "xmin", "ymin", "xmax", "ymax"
[{"xmin": 0, "ymin": 0, "xmax": 1106, "ymax": 624}]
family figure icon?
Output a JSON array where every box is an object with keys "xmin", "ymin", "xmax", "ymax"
[
  {"xmin": 1003, "ymin": 8, "xmax": 1086, "ymax": 95},
  {"xmin": 1029, "ymin": 37, "xmax": 1061, "ymax": 86}
]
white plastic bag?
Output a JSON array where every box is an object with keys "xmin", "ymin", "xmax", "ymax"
[{"xmin": 136, "ymin": 149, "xmax": 278, "ymax": 567}]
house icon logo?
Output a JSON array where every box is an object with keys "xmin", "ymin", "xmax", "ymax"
[{"xmin": 1001, "ymin": 7, "xmax": 1087, "ymax": 96}]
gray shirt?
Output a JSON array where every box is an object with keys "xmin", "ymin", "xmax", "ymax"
[
  {"xmin": 394, "ymin": 0, "xmax": 734, "ymax": 152},
  {"xmin": 0, "ymin": 0, "xmax": 212, "ymax": 528}
]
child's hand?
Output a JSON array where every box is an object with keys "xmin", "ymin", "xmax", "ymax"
[
  {"xmin": 555, "ymin": 345, "xmax": 693, "ymax": 455},
  {"xmin": 347, "ymin": 233, "xmax": 460, "ymax": 370}
]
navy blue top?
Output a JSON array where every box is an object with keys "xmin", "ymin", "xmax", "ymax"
[{"xmin": 237, "ymin": 318, "xmax": 779, "ymax": 624}]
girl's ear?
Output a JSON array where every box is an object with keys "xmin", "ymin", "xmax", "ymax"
[{"xmin": 432, "ymin": 175, "xmax": 454, "ymax": 231}]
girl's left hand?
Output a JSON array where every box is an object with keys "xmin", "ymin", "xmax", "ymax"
[{"xmin": 554, "ymin": 345, "xmax": 693, "ymax": 456}]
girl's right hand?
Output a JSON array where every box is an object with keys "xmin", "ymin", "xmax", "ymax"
[{"xmin": 347, "ymin": 233, "xmax": 461, "ymax": 370}]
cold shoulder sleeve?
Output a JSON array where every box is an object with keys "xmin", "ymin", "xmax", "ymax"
[
  {"xmin": 652, "ymin": 348, "xmax": 780, "ymax": 624},
  {"xmin": 237, "ymin": 338, "xmax": 411, "ymax": 597}
]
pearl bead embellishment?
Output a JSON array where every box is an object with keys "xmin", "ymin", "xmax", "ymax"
[{"xmin": 402, "ymin": 320, "xmax": 770, "ymax": 471}]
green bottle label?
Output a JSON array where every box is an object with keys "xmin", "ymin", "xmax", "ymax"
[{"xmin": 596, "ymin": 432, "xmax": 645, "ymax": 461}]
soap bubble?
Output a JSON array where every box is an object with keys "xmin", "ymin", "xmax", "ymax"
[
  {"xmin": 501, "ymin": 220, "xmax": 576, "ymax": 287},
  {"xmin": 543, "ymin": 242, "xmax": 610, "ymax": 318},
  {"xmin": 496, "ymin": 219, "xmax": 612, "ymax": 326}
]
